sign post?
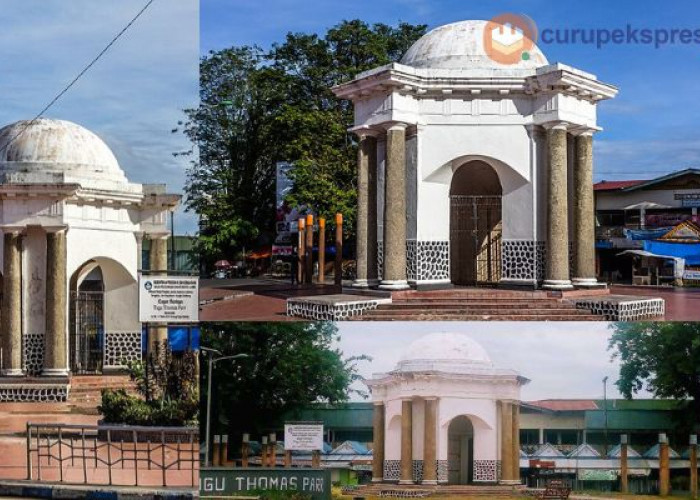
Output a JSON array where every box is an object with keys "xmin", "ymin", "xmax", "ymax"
[
  {"xmin": 200, "ymin": 468, "xmax": 331, "ymax": 500},
  {"xmin": 284, "ymin": 423, "xmax": 324, "ymax": 453},
  {"xmin": 139, "ymin": 276, "xmax": 199, "ymax": 323}
]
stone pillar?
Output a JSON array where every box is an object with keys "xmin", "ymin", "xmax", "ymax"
[
  {"xmin": 354, "ymin": 132, "xmax": 377, "ymax": 288},
  {"xmin": 1, "ymin": 230, "xmax": 23, "ymax": 376},
  {"xmin": 241, "ymin": 435, "xmax": 250, "ymax": 468},
  {"xmin": 43, "ymin": 228, "xmax": 69, "ymax": 377},
  {"xmin": 367, "ymin": 134, "xmax": 379, "ymax": 287},
  {"xmin": 372, "ymin": 402, "xmax": 385, "ymax": 482},
  {"xmin": 620, "ymin": 435, "xmax": 629, "ymax": 494},
  {"xmin": 148, "ymin": 235, "xmax": 169, "ymax": 353},
  {"xmin": 543, "ymin": 123, "xmax": 573, "ymax": 290},
  {"xmin": 659, "ymin": 434, "xmax": 670, "ymax": 497},
  {"xmin": 511, "ymin": 402, "xmax": 521, "ymax": 484},
  {"xmin": 423, "ymin": 398, "xmax": 438, "ymax": 484},
  {"xmin": 400, "ymin": 398, "xmax": 413, "ymax": 484},
  {"xmin": 380, "ymin": 123, "xmax": 409, "ymax": 291},
  {"xmin": 305, "ymin": 214, "xmax": 314, "ymax": 284},
  {"xmin": 135, "ymin": 232, "xmax": 145, "ymax": 270},
  {"xmin": 572, "ymin": 130, "xmax": 599, "ymax": 287},
  {"xmin": 499, "ymin": 400, "xmax": 515, "ymax": 483},
  {"xmin": 690, "ymin": 435, "xmax": 698, "ymax": 500},
  {"xmin": 318, "ymin": 218, "xmax": 326, "ymax": 284}
]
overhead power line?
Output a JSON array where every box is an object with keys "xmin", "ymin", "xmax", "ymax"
[{"xmin": 0, "ymin": 0, "xmax": 157, "ymax": 157}]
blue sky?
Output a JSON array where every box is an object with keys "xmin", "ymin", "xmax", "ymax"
[
  {"xmin": 334, "ymin": 322, "xmax": 644, "ymax": 402},
  {"xmin": 203, "ymin": 0, "xmax": 700, "ymax": 182},
  {"xmin": 1, "ymin": 0, "xmax": 199, "ymax": 234}
]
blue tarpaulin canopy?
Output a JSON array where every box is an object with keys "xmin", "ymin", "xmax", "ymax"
[
  {"xmin": 141, "ymin": 325, "xmax": 200, "ymax": 352},
  {"xmin": 643, "ymin": 240, "xmax": 700, "ymax": 266}
]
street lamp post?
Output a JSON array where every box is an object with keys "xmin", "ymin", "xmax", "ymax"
[
  {"xmin": 603, "ymin": 376, "xmax": 609, "ymax": 456},
  {"xmin": 203, "ymin": 347, "xmax": 249, "ymax": 467}
]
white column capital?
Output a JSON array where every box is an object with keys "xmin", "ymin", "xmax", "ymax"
[
  {"xmin": 541, "ymin": 120, "xmax": 569, "ymax": 131},
  {"xmin": 0, "ymin": 226, "xmax": 26, "ymax": 235},
  {"xmin": 147, "ymin": 232, "xmax": 170, "ymax": 240},
  {"xmin": 349, "ymin": 125, "xmax": 382, "ymax": 139},
  {"xmin": 134, "ymin": 231, "xmax": 146, "ymax": 243},
  {"xmin": 570, "ymin": 125, "xmax": 601, "ymax": 137},
  {"xmin": 43, "ymin": 225, "xmax": 68, "ymax": 234},
  {"xmin": 384, "ymin": 121, "xmax": 409, "ymax": 132}
]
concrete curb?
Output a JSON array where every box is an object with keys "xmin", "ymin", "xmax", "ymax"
[{"xmin": 0, "ymin": 480, "xmax": 197, "ymax": 499}]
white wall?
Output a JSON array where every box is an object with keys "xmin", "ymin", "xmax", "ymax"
[
  {"xmin": 438, "ymin": 398, "xmax": 498, "ymax": 462},
  {"xmin": 415, "ymin": 125, "xmax": 535, "ymax": 242}
]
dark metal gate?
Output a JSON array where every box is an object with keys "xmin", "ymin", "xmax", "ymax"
[
  {"xmin": 69, "ymin": 291, "xmax": 104, "ymax": 374},
  {"xmin": 450, "ymin": 195, "xmax": 502, "ymax": 286}
]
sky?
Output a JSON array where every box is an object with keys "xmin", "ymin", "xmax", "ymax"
[
  {"xmin": 0, "ymin": 0, "xmax": 200, "ymax": 234},
  {"xmin": 202, "ymin": 0, "xmax": 700, "ymax": 183},
  {"xmin": 334, "ymin": 321, "xmax": 650, "ymax": 402}
]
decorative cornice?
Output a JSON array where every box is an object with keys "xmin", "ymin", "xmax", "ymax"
[{"xmin": 332, "ymin": 62, "xmax": 617, "ymax": 104}]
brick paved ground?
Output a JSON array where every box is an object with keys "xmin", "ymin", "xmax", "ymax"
[
  {"xmin": 200, "ymin": 277, "xmax": 699, "ymax": 321},
  {"xmin": 0, "ymin": 375, "xmax": 198, "ymax": 489}
]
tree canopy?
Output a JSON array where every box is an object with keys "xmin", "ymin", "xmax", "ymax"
[
  {"xmin": 179, "ymin": 20, "xmax": 427, "ymax": 263},
  {"xmin": 609, "ymin": 322, "xmax": 700, "ymax": 431},
  {"xmin": 201, "ymin": 322, "xmax": 369, "ymax": 441}
]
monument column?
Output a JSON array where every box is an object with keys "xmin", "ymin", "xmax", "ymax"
[
  {"xmin": 423, "ymin": 397, "xmax": 438, "ymax": 485},
  {"xmin": 499, "ymin": 400, "xmax": 515, "ymax": 483},
  {"xmin": 511, "ymin": 402, "xmax": 521, "ymax": 484},
  {"xmin": 148, "ymin": 235, "xmax": 169, "ymax": 353},
  {"xmin": 43, "ymin": 227, "xmax": 69, "ymax": 377},
  {"xmin": 659, "ymin": 433, "xmax": 670, "ymax": 497},
  {"xmin": 380, "ymin": 123, "xmax": 409, "ymax": 291},
  {"xmin": 354, "ymin": 131, "xmax": 377, "ymax": 288},
  {"xmin": 1, "ymin": 229, "xmax": 23, "ymax": 376},
  {"xmin": 543, "ymin": 122, "xmax": 573, "ymax": 290},
  {"xmin": 372, "ymin": 402, "xmax": 385, "ymax": 482},
  {"xmin": 135, "ymin": 231, "xmax": 145, "ymax": 270},
  {"xmin": 572, "ymin": 129, "xmax": 599, "ymax": 287},
  {"xmin": 367, "ymin": 132, "xmax": 379, "ymax": 287},
  {"xmin": 400, "ymin": 398, "xmax": 414, "ymax": 484}
]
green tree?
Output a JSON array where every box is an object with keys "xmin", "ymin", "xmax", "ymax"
[
  {"xmin": 99, "ymin": 343, "xmax": 199, "ymax": 426},
  {"xmin": 180, "ymin": 21, "xmax": 426, "ymax": 265},
  {"xmin": 200, "ymin": 322, "xmax": 369, "ymax": 441},
  {"xmin": 609, "ymin": 322, "xmax": 700, "ymax": 431}
]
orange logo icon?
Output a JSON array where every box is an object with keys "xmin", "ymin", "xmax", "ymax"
[{"xmin": 484, "ymin": 13, "xmax": 538, "ymax": 65}]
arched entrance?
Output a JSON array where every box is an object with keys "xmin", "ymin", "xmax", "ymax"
[
  {"xmin": 69, "ymin": 262, "xmax": 105, "ymax": 373},
  {"xmin": 449, "ymin": 161, "xmax": 503, "ymax": 286},
  {"xmin": 448, "ymin": 416, "xmax": 474, "ymax": 484}
]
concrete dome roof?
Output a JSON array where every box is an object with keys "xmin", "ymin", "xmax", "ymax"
[
  {"xmin": 395, "ymin": 332, "xmax": 494, "ymax": 374},
  {"xmin": 401, "ymin": 20, "xmax": 548, "ymax": 70},
  {"xmin": 0, "ymin": 118, "xmax": 128, "ymax": 185}
]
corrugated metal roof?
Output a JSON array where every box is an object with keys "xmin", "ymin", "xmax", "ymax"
[
  {"xmin": 594, "ymin": 180, "xmax": 646, "ymax": 191},
  {"xmin": 526, "ymin": 399, "xmax": 599, "ymax": 411}
]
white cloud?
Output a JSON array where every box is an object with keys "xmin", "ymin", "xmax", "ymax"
[{"xmin": 0, "ymin": 0, "xmax": 199, "ymax": 233}]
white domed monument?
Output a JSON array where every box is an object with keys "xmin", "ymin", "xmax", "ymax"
[
  {"xmin": 333, "ymin": 19, "xmax": 618, "ymax": 291},
  {"xmin": 0, "ymin": 118, "xmax": 180, "ymax": 401},
  {"xmin": 366, "ymin": 332, "xmax": 529, "ymax": 485}
]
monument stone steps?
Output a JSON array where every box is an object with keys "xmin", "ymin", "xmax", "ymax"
[
  {"xmin": 391, "ymin": 289, "xmax": 549, "ymax": 300},
  {"xmin": 379, "ymin": 300, "xmax": 586, "ymax": 309},
  {"xmin": 372, "ymin": 307, "xmax": 597, "ymax": 315},
  {"xmin": 353, "ymin": 483, "xmax": 528, "ymax": 497},
  {"xmin": 67, "ymin": 375, "xmax": 137, "ymax": 409},
  {"xmin": 351, "ymin": 313, "xmax": 601, "ymax": 321}
]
